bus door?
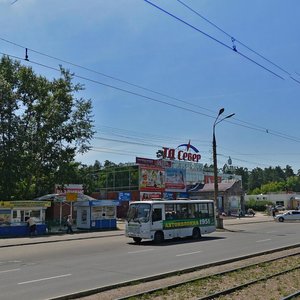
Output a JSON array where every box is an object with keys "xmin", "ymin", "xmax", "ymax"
[{"xmin": 151, "ymin": 204, "xmax": 164, "ymax": 232}]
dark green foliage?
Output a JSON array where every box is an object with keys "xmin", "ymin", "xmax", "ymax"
[
  {"xmin": 0, "ymin": 56, "xmax": 94, "ymax": 200},
  {"xmin": 245, "ymin": 198, "xmax": 273, "ymax": 211}
]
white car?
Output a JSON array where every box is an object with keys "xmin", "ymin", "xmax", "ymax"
[
  {"xmin": 275, "ymin": 210, "xmax": 300, "ymax": 222},
  {"xmin": 275, "ymin": 205, "xmax": 285, "ymax": 211}
]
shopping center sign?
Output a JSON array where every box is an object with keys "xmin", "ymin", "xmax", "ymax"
[{"xmin": 161, "ymin": 141, "xmax": 201, "ymax": 163}]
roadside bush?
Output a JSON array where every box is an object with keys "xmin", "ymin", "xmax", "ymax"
[{"xmin": 245, "ymin": 198, "xmax": 273, "ymax": 212}]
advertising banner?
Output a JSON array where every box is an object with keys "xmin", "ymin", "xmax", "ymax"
[
  {"xmin": 139, "ymin": 166, "xmax": 165, "ymax": 192},
  {"xmin": 171, "ymin": 161, "xmax": 204, "ymax": 184},
  {"xmin": 0, "ymin": 209, "xmax": 11, "ymax": 225},
  {"xmin": 55, "ymin": 184, "xmax": 84, "ymax": 202},
  {"xmin": 163, "ymin": 217, "xmax": 215, "ymax": 229},
  {"xmin": 55, "ymin": 184, "xmax": 84, "ymax": 194},
  {"xmin": 140, "ymin": 192, "xmax": 162, "ymax": 201},
  {"xmin": 204, "ymin": 175, "xmax": 221, "ymax": 184},
  {"xmin": 165, "ymin": 168, "xmax": 186, "ymax": 192}
]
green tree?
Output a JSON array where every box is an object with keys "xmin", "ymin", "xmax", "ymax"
[
  {"xmin": 286, "ymin": 176, "xmax": 300, "ymax": 192},
  {"xmin": 248, "ymin": 167, "xmax": 264, "ymax": 192},
  {"xmin": 0, "ymin": 56, "xmax": 94, "ymax": 199},
  {"xmin": 260, "ymin": 181, "xmax": 285, "ymax": 194},
  {"xmin": 233, "ymin": 167, "xmax": 249, "ymax": 191},
  {"xmin": 284, "ymin": 165, "xmax": 295, "ymax": 178}
]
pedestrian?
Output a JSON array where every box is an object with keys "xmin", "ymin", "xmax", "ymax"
[
  {"xmin": 237, "ymin": 209, "xmax": 242, "ymax": 219},
  {"xmin": 272, "ymin": 207, "xmax": 276, "ymax": 218},
  {"xmin": 26, "ymin": 216, "xmax": 37, "ymax": 237},
  {"xmin": 66, "ymin": 215, "xmax": 74, "ymax": 234}
]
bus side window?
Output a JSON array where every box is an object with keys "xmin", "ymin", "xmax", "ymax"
[
  {"xmin": 208, "ymin": 203, "xmax": 214, "ymax": 217},
  {"xmin": 152, "ymin": 208, "xmax": 162, "ymax": 222}
]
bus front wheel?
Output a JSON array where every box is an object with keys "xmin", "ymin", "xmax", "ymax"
[
  {"xmin": 154, "ymin": 231, "xmax": 164, "ymax": 243},
  {"xmin": 133, "ymin": 237, "xmax": 142, "ymax": 243},
  {"xmin": 192, "ymin": 227, "xmax": 201, "ymax": 239}
]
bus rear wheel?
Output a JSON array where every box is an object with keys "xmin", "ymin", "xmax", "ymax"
[
  {"xmin": 133, "ymin": 237, "xmax": 142, "ymax": 243},
  {"xmin": 192, "ymin": 227, "xmax": 201, "ymax": 239},
  {"xmin": 154, "ymin": 231, "xmax": 164, "ymax": 243}
]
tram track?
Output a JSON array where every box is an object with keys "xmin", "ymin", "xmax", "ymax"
[
  {"xmin": 114, "ymin": 250, "xmax": 300, "ymax": 300},
  {"xmin": 58, "ymin": 244, "xmax": 300, "ymax": 300}
]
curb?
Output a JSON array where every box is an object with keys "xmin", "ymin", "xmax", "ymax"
[
  {"xmin": 50, "ymin": 243, "xmax": 300, "ymax": 300},
  {"xmin": 0, "ymin": 229, "xmax": 124, "ymax": 248}
]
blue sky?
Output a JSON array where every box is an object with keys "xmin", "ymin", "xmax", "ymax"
[{"xmin": 1, "ymin": 0, "xmax": 300, "ymax": 172}]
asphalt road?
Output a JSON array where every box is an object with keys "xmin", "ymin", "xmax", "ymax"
[{"xmin": 0, "ymin": 221, "xmax": 299, "ymax": 300}]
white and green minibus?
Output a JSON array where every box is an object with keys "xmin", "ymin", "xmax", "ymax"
[{"xmin": 125, "ymin": 199, "xmax": 216, "ymax": 243}]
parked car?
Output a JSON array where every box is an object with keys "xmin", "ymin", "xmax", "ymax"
[
  {"xmin": 275, "ymin": 210, "xmax": 300, "ymax": 222},
  {"xmin": 275, "ymin": 205, "xmax": 285, "ymax": 211}
]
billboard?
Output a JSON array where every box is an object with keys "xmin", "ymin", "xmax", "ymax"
[
  {"xmin": 165, "ymin": 168, "xmax": 186, "ymax": 192},
  {"xmin": 139, "ymin": 166, "xmax": 164, "ymax": 192},
  {"xmin": 55, "ymin": 184, "xmax": 84, "ymax": 202}
]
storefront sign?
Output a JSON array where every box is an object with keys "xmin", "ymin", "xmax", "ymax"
[
  {"xmin": 161, "ymin": 141, "xmax": 201, "ymax": 162},
  {"xmin": 119, "ymin": 192, "xmax": 131, "ymax": 201},
  {"xmin": 0, "ymin": 201, "xmax": 13, "ymax": 208},
  {"xmin": 136, "ymin": 157, "xmax": 171, "ymax": 168},
  {"xmin": 9, "ymin": 201, "xmax": 51, "ymax": 208}
]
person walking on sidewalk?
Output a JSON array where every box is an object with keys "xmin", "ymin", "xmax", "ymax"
[
  {"xmin": 66, "ymin": 215, "xmax": 74, "ymax": 234},
  {"xmin": 26, "ymin": 216, "xmax": 37, "ymax": 237}
]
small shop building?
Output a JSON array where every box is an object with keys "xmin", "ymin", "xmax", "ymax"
[
  {"xmin": 0, "ymin": 200, "xmax": 50, "ymax": 237},
  {"xmin": 75, "ymin": 200, "xmax": 119, "ymax": 230},
  {"xmin": 189, "ymin": 180, "xmax": 244, "ymax": 215}
]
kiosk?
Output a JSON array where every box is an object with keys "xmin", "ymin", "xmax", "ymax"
[
  {"xmin": 0, "ymin": 201, "xmax": 50, "ymax": 237},
  {"xmin": 75, "ymin": 200, "xmax": 119, "ymax": 230}
]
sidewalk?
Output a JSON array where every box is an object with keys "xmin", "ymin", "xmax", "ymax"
[
  {"xmin": 0, "ymin": 213, "xmax": 273, "ymax": 248},
  {"xmin": 221, "ymin": 211, "xmax": 274, "ymax": 226}
]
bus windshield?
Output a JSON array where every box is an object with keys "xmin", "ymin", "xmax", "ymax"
[{"xmin": 127, "ymin": 203, "xmax": 151, "ymax": 223}]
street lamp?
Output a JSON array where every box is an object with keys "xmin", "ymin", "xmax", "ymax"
[{"xmin": 213, "ymin": 108, "xmax": 235, "ymax": 228}]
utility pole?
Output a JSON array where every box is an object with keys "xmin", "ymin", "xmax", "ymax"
[{"xmin": 213, "ymin": 108, "xmax": 235, "ymax": 229}]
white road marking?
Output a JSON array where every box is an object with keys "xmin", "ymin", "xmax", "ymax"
[
  {"xmin": 128, "ymin": 249, "xmax": 154, "ymax": 254},
  {"xmin": 18, "ymin": 274, "xmax": 71, "ymax": 285},
  {"xmin": 256, "ymin": 238, "xmax": 271, "ymax": 243},
  {"xmin": 176, "ymin": 251, "xmax": 203, "ymax": 257},
  {"xmin": 0, "ymin": 268, "xmax": 20, "ymax": 273},
  {"xmin": 0, "ymin": 260, "xmax": 22, "ymax": 265}
]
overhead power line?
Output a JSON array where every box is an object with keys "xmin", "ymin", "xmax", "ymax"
[
  {"xmin": 2, "ymin": 50, "xmax": 300, "ymax": 146},
  {"xmin": 143, "ymin": 0, "xmax": 285, "ymax": 80},
  {"xmin": 175, "ymin": 0, "xmax": 300, "ymax": 85},
  {"xmin": 0, "ymin": 37, "xmax": 211, "ymax": 114},
  {"xmin": 0, "ymin": 37, "xmax": 299, "ymax": 143},
  {"xmin": 176, "ymin": 0, "xmax": 290, "ymax": 75}
]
